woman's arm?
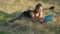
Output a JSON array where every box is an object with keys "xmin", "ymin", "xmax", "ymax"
[{"xmin": 30, "ymin": 12, "xmax": 37, "ymax": 22}]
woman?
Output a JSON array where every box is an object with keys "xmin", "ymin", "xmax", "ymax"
[{"xmin": 30, "ymin": 3, "xmax": 44, "ymax": 23}]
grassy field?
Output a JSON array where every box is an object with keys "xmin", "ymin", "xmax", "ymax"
[{"xmin": 0, "ymin": 0, "xmax": 60, "ymax": 34}]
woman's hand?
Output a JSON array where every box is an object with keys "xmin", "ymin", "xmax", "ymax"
[{"xmin": 38, "ymin": 18, "xmax": 44, "ymax": 24}]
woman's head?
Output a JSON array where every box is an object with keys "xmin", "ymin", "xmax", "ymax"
[{"xmin": 35, "ymin": 3, "xmax": 43, "ymax": 13}]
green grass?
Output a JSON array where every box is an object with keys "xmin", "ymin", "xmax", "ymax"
[{"xmin": 0, "ymin": 30, "xmax": 6, "ymax": 34}]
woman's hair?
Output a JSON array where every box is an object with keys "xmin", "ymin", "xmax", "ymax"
[
  {"xmin": 35, "ymin": 3, "xmax": 42, "ymax": 9},
  {"xmin": 33, "ymin": 3, "xmax": 42, "ymax": 13}
]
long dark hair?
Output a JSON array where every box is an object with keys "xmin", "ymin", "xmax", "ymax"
[{"xmin": 33, "ymin": 3, "xmax": 42, "ymax": 13}]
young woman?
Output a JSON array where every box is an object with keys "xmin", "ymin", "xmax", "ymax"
[
  {"xmin": 7, "ymin": 3, "xmax": 54, "ymax": 24},
  {"xmin": 30, "ymin": 3, "xmax": 44, "ymax": 23}
]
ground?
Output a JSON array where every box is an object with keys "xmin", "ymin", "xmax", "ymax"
[{"xmin": 0, "ymin": 0, "xmax": 60, "ymax": 34}]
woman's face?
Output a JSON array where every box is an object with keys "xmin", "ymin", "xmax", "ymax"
[{"xmin": 37, "ymin": 6, "xmax": 43, "ymax": 13}]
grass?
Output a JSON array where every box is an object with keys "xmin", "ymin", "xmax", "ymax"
[
  {"xmin": 0, "ymin": 30, "xmax": 6, "ymax": 34},
  {"xmin": 0, "ymin": 0, "xmax": 60, "ymax": 34}
]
